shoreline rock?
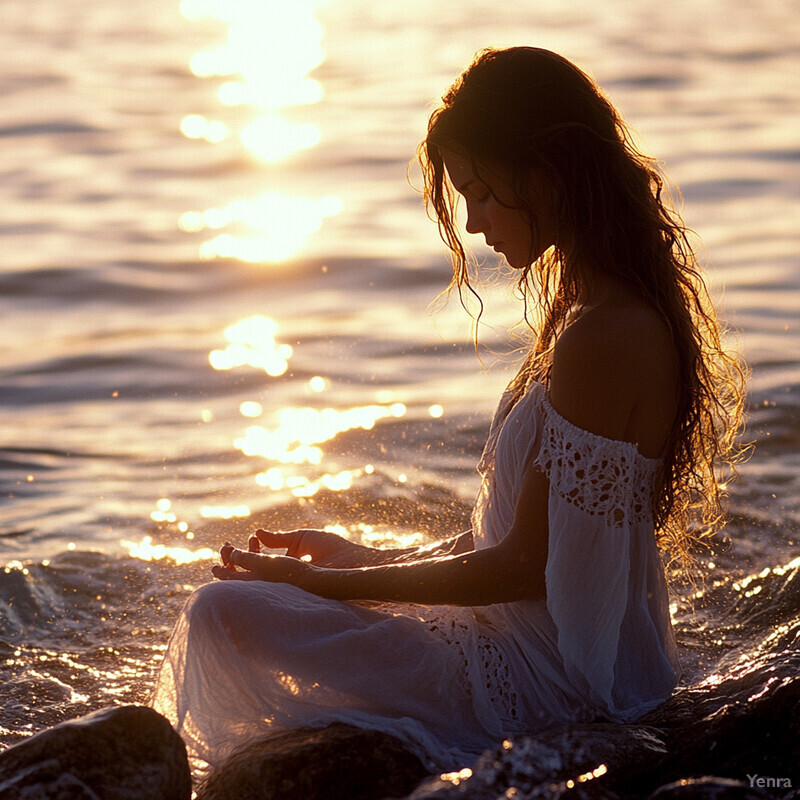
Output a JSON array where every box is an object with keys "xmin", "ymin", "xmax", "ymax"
[
  {"xmin": 0, "ymin": 705, "xmax": 191, "ymax": 800},
  {"xmin": 195, "ymin": 722, "xmax": 427, "ymax": 800}
]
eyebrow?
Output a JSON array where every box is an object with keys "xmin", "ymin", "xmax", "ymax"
[{"xmin": 455, "ymin": 178, "xmax": 484, "ymax": 195}]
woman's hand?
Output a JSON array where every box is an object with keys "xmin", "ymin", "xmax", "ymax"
[
  {"xmin": 248, "ymin": 528, "xmax": 377, "ymax": 568},
  {"xmin": 210, "ymin": 527, "xmax": 370, "ymax": 584},
  {"xmin": 211, "ymin": 541, "xmax": 312, "ymax": 585}
]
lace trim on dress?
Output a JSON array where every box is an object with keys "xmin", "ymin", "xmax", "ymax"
[
  {"xmin": 537, "ymin": 393, "xmax": 660, "ymax": 528},
  {"xmin": 425, "ymin": 611, "xmax": 519, "ymax": 723},
  {"xmin": 476, "ymin": 632, "xmax": 519, "ymax": 722}
]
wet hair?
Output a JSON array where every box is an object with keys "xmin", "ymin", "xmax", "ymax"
[{"xmin": 418, "ymin": 46, "xmax": 747, "ymax": 569}]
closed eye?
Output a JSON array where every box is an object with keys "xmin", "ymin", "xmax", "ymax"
[{"xmin": 456, "ymin": 178, "xmax": 491, "ymax": 203}]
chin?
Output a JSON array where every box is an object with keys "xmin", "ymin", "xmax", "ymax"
[
  {"xmin": 511, "ymin": 244, "xmax": 554, "ymax": 269},
  {"xmin": 504, "ymin": 254, "xmax": 530, "ymax": 270}
]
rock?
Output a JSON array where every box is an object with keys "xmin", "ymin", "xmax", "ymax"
[
  {"xmin": 636, "ymin": 649, "xmax": 800, "ymax": 794},
  {"xmin": 406, "ymin": 723, "xmax": 666, "ymax": 799},
  {"xmin": 195, "ymin": 722, "xmax": 428, "ymax": 800},
  {"xmin": 647, "ymin": 776, "xmax": 772, "ymax": 799},
  {"xmin": 0, "ymin": 705, "xmax": 191, "ymax": 800}
]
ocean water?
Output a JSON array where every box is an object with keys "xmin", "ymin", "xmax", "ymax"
[{"xmin": 1, "ymin": 0, "xmax": 799, "ymax": 770}]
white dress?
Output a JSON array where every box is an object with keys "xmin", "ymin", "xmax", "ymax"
[{"xmin": 152, "ymin": 382, "xmax": 679, "ymax": 770}]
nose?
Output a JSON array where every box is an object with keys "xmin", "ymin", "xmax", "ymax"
[{"xmin": 464, "ymin": 200, "xmax": 486, "ymax": 236}]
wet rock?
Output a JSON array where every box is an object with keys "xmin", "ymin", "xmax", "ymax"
[
  {"xmin": 647, "ymin": 776, "xmax": 772, "ymax": 799},
  {"xmin": 195, "ymin": 722, "xmax": 428, "ymax": 800},
  {"xmin": 0, "ymin": 705, "xmax": 191, "ymax": 800},
  {"xmin": 406, "ymin": 723, "xmax": 665, "ymax": 799},
  {"xmin": 635, "ymin": 648, "xmax": 800, "ymax": 794}
]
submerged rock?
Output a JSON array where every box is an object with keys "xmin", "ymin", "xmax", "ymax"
[
  {"xmin": 0, "ymin": 705, "xmax": 191, "ymax": 800},
  {"xmin": 195, "ymin": 722, "xmax": 428, "ymax": 800}
]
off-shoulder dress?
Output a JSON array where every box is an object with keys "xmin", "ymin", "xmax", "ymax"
[{"xmin": 152, "ymin": 381, "xmax": 679, "ymax": 770}]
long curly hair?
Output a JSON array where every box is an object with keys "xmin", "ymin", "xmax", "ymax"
[{"xmin": 418, "ymin": 47, "xmax": 747, "ymax": 568}]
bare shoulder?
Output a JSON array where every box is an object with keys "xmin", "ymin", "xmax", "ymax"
[
  {"xmin": 554, "ymin": 302, "xmax": 675, "ymax": 373},
  {"xmin": 550, "ymin": 300, "xmax": 678, "ymax": 455}
]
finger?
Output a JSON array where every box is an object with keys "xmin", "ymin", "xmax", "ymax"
[
  {"xmin": 248, "ymin": 534, "xmax": 260, "ymax": 553},
  {"xmin": 211, "ymin": 564, "xmax": 259, "ymax": 581},
  {"xmin": 226, "ymin": 548, "xmax": 266, "ymax": 574},
  {"xmin": 255, "ymin": 529, "xmax": 295, "ymax": 557},
  {"xmin": 255, "ymin": 530, "xmax": 284, "ymax": 547},
  {"xmin": 220, "ymin": 542, "xmax": 237, "ymax": 571},
  {"xmin": 212, "ymin": 564, "xmax": 235, "ymax": 580}
]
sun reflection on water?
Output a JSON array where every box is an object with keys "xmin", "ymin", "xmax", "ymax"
[
  {"xmin": 181, "ymin": 0, "xmax": 324, "ymax": 127},
  {"xmin": 256, "ymin": 467, "xmax": 360, "ymax": 498},
  {"xmin": 209, "ymin": 315, "xmax": 293, "ymax": 376},
  {"xmin": 180, "ymin": 0, "xmax": 338, "ymax": 262},
  {"xmin": 180, "ymin": 193, "xmax": 342, "ymax": 264},
  {"xmin": 241, "ymin": 116, "xmax": 321, "ymax": 164},
  {"xmin": 202, "ymin": 315, "xmax": 410, "ymax": 501},
  {"xmin": 200, "ymin": 505, "xmax": 251, "ymax": 519},
  {"xmin": 236, "ymin": 403, "xmax": 407, "ymax": 466},
  {"xmin": 122, "ymin": 536, "xmax": 216, "ymax": 565}
]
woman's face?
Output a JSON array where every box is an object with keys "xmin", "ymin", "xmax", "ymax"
[{"xmin": 441, "ymin": 148, "xmax": 555, "ymax": 269}]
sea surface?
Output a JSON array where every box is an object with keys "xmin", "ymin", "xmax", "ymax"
[{"xmin": 1, "ymin": 0, "xmax": 798, "ymax": 778}]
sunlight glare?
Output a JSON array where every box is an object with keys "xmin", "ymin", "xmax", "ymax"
[
  {"xmin": 315, "ymin": 524, "xmax": 425, "ymax": 551},
  {"xmin": 180, "ymin": 114, "xmax": 229, "ymax": 143},
  {"xmin": 240, "ymin": 401, "xmax": 263, "ymax": 418},
  {"xmin": 440, "ymin": 769, "xmax": 472, "ymax": 786},
  {"xmin": 180, "ymin": 0, "xmax": 339, "ymax": 262},
  {"xmin": 241, "ymin": 114, "xmax": 321, "ymax": 163},
  {"xmin": 122, "ymin": 536, "xmax": 215, "ymax": 565},
  {"xmin": 360, "ymin": 526, "xmax": 424, "ymax": 549},
  {"xmin": 236, "ymin": 403, "xmax": 407, "ymax": 465},
  {"xmin": 256, "ymin": 466, "xmax": 286, "ymax": 490},
  {"xmin": 150, "ymin": 497, "xmax": 177, "ymax": 523},
  {"xmin": 287, "ymin": 469, "xmax": 357, "ymax": 498},
  {"xmin": 186, "ymin": 193, "xmax": 342, "ymax": 263},
  {"xmin": 200, "ymin": 505, "xmax": 251, "ymax": 519},
  {"xmin": 209, "ymin": 315, "xmax": 293, "ymax": 376},
  {"xmin": 181, "ymin": 0, "xmax": 325, "ymax": 161}
]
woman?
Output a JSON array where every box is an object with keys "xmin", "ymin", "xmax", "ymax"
[{"xmin": 152, "ymin": 47, "xmax": 745, "ymax": 771}]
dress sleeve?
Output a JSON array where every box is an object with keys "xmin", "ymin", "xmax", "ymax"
[{"xmin": 534, "ymin": 395, "xmax": 678, "ymax": 720}]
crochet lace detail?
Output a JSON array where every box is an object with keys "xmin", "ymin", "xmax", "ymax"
[
  {"xmin": 536, "ymin": 394, "xmax": 660, "ymax": 528},
  {"xmin": 425, "ymin": 611, "xmax": 519, "ymax": 723},
  {"xmin": 476, "ymin": 631, "xmax": 518, "ymax": 721}
]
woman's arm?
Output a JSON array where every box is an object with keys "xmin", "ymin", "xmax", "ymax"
[
  {"xmin": 251, "ymin": 528, "xmax": 474, "ymax": 568},
  {"xmin": 373, "ymin": 530, "xmax": 475, "ymax": 563},
  {"xmin": 214, "ymin": 468, "xmax": 548, "ymax": 606}
]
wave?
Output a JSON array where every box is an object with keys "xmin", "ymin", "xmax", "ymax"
[
  {"xmin": 0, "ymin": 121, "xmax": 102, "ymax": 139},
  {"xmin": 0, "ymin": 255, "xmax": 445, "ymax": 305}
]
